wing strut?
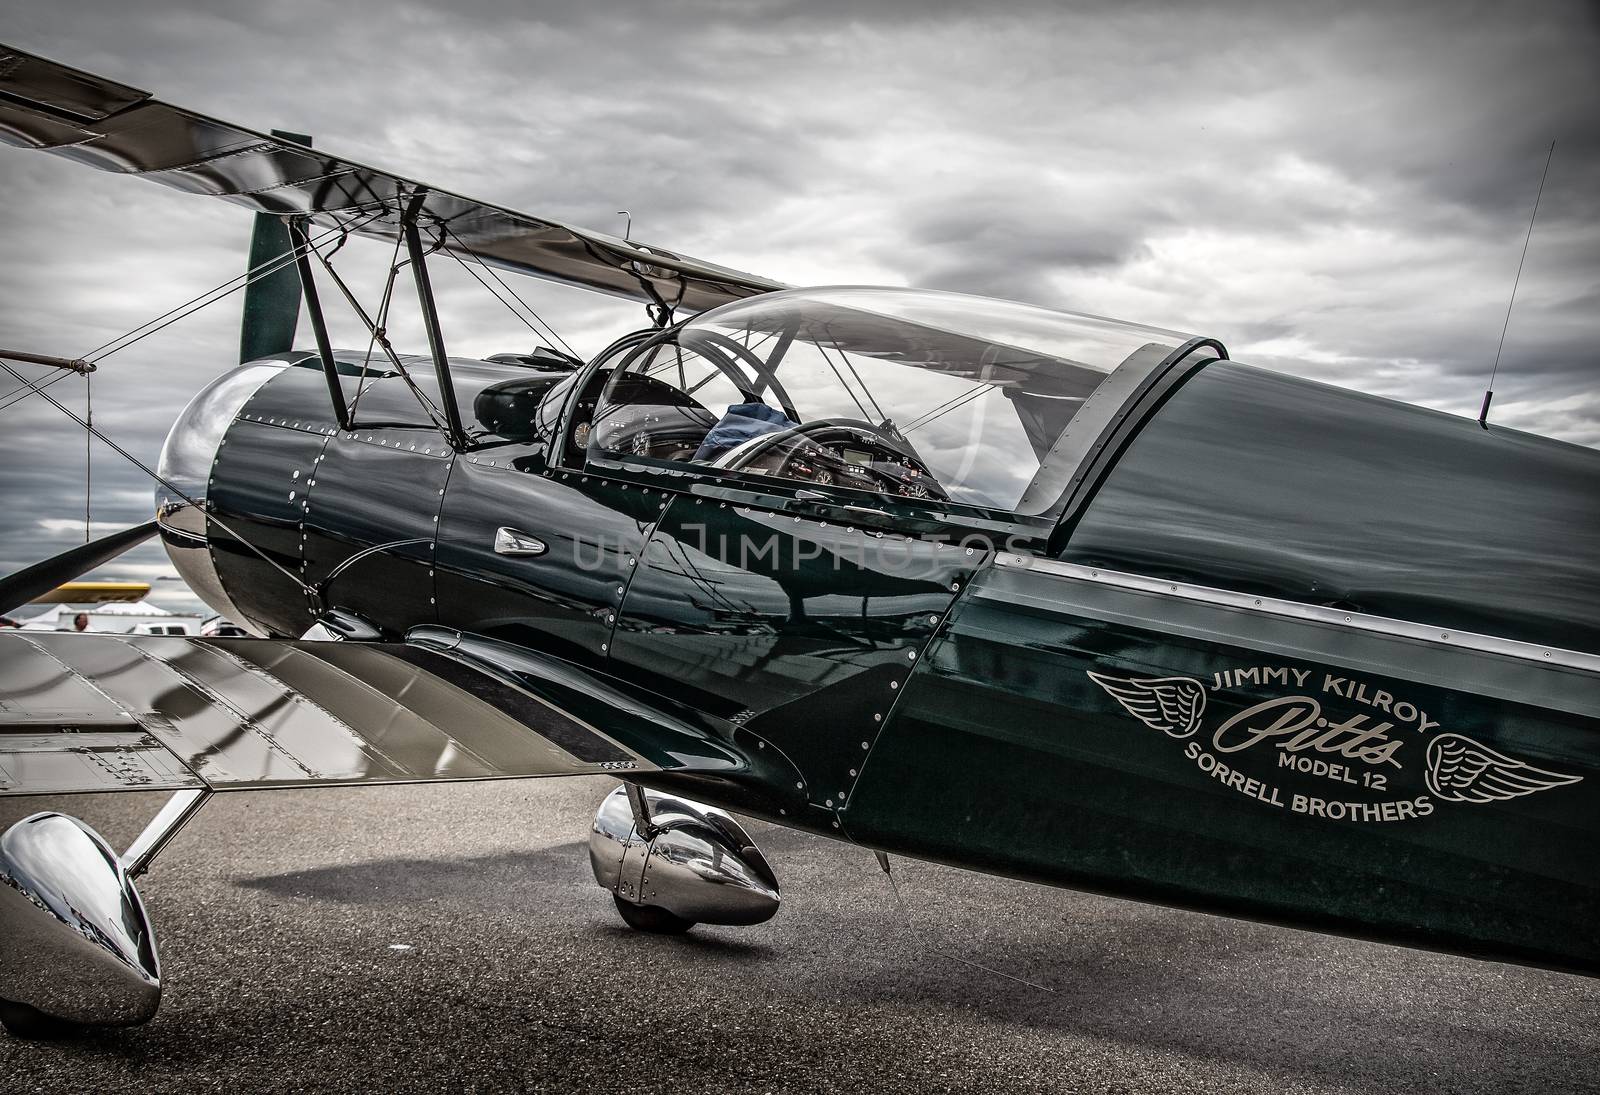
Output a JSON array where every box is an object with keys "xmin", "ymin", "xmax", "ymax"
[
  {"xmin": 302, "ymin": 215, "xmax": 462, "ymax": 446},
  {"xmin": 0, "ymin": 348, "xmax": 94, "ymax": 375},
  {"xmin": 403, "ymin": 192, "xmax": 470, "ymax": 451},
  {"xmin": 287, "ymin": 217, "xmax": 353, "ymax": 430},
  {"xmin": 121, "ymin": 788, "xmax": 210, "ymax": 878}
]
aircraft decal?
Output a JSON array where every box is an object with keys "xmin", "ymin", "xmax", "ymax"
[
  {"xmin": 1424, "ymin": 732, "xmax": 1583, "ymax": 803},
  {"xmin": 1085, "ymin": 672, "xmax": 1205, "ymax": 738},
  {"xmin": 1088, "ymin": 666, "xmax": 1583, "ymax": 823}
]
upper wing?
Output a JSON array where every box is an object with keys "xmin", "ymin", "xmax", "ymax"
[
  {"xmin": 1424, "ymin": 732, "xmax": 1583, "ymax": 804},
  {"xmin": 1087, "ymin": 671, "xmax": 1206, "ymax": 738},
  {"xmin": 0, "ymin": 44, "xmax": 788, "ymax": 312},
  {"xmin": 0, "ymin": 630, "xmax": 741, "ymax": 796}
]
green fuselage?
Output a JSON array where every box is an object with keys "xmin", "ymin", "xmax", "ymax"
[{"xmin": 186, "ymin": 350, "xmax": 1600, "ymax": 977}]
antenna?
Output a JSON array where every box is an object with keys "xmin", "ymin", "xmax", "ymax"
[
  {"xmin": 616, "ymin": 210, "xmax": 632, "ymax": 241},
  {"xmin": 1479, "ymin": 140, "xmax": 1555, "ymax": 429}
]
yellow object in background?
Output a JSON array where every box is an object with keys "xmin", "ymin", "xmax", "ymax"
[{"xmin": 30, "ymin": 581, "xmax": 151, "ymax": 604}]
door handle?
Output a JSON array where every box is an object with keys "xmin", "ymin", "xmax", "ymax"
[{"xmin": 494, "ymin": 527, "xmax": 548, "ymax": 557}]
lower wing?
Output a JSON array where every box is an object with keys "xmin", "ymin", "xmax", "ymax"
[{"xmin": 0, "ymin": 629, "xmax": 738, "ymax": 796}]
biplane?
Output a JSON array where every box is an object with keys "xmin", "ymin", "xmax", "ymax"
[{"xmin": 0, "ymin": 43, "xmax": 1596, "ymax": 1039}]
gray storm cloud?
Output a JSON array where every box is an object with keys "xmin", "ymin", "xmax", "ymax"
[{"xmin": 0, "ymin": 0, "xmax": 1595, "ymax": 608}]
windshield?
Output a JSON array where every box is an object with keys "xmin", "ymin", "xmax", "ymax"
[{"xmin": 589, "ymin": 287, "xmax": 1193, "ymax": 513}]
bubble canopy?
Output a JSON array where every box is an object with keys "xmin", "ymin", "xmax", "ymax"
[{"xmin": 590, "ymin": 286, "xmax": 1197, "ymax": 515}]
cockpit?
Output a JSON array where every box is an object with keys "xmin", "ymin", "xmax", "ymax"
[{"xmin": 571, "ymin": 287, "xmax": 1199, "ymax": 516}]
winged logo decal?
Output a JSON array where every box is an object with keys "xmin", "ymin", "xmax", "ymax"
[
  {"xmin": 1087, "ymin": 671, "xmax": 1206, "ymax": 739},
  {"xmin": 1087, "ymin": 663, "xmax": 1585, "ymax": 822},
  {"xmin": 1424, "ymin": 733, "xmax": 1583, "ymax": 804}
]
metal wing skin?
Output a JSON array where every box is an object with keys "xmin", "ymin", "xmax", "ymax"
[
  {"xmin": 0, "ymin": 631, "xmax": 743, "ymax": 797},
  {"xmin": 0, "ymin": 44, "xmax": 787, "ymax": 312},
  {"xmin": 1087, "ymin": 671, "xmax": 1206, "ymax": 739},
  {"xmin": 1425, "ymin": 732, "xmax": 1584, "ymax": 804}
]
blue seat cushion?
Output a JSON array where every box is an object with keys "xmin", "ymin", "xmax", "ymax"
[{"xmin": 693, "ymin": 403, "xmax": 797, "ymax": 461}]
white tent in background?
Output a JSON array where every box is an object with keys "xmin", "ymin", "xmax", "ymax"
[{"xmin": 20, "ymin": 600, "xmax": 204, "ymax": 635}]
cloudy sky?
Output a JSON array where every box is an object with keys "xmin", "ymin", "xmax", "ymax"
[{"xmin": 1, "ymin": 0, "xmax": 1596, "ymax": 615}]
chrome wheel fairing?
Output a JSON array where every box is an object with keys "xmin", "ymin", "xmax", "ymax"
[
  {"xmin": 0, "ymin": 813, "xmax": 161, "ymax": 1028},
  {"xmin": 588, "ymin": 785, "xmax": 780, "ymax": 928}
]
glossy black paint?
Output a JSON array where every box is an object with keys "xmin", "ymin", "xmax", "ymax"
[
  {"xmin": 846, "ymin": 559, "xmax": 1600, "ymax": 973},
  {"xmin": 304, "ymin": 433, "xmax": 446, "ymax": 633},
  {"xmin": 408, "ymin": 627, "xmax": 808, "ymax": 808},
  {"xmin": 207, "ymin": 419, "xmax": 327, "ymax": 636},
  {"xmin": 1062, "ymin": 361, "xmax": 1600, "ymax": 653},
  {"xmin": 612, "ymin": 497, "xmax": 983, "ymax": 824},
  {"xmin": 208, "ymin": 357, "xmax": 461, "ymax": 638},
  {"xmin": 436, "ymin": 460, "xmax": 660, "ymax": 669},
  {"xmin": 187, "ymin": 341, "xmax": 1600, "ymax": 976}
]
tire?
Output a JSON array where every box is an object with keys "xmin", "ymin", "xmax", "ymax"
[
  {"xmin": 0, "ymin": 999, "xmax": 75, "ymax": 1040},
  {"xmin": 612, "ymin": 894, "xmax": 696, "ymax": 934}
]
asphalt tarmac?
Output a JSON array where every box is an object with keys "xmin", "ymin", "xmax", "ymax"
[{"xmin": 2, "ymin": 778, "xmax": 1596, "ymax": 1094}]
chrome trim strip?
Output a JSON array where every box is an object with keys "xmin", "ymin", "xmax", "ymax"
[
  {"xmin": 992, "ymin": 552, "xmax": 1600, "ymax": 674},
  {"xmin": 154, "ymin": 513, "xmax": 207, "ymax": 547}
]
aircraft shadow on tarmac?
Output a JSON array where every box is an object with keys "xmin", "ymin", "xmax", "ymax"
[
  {"xmin": 235, "ymin": 842, "xmax": 594, "ymax": 905},
  {"xmin": 221, "ymin": 837, "xmax": 1599, "ymax": 1094}
]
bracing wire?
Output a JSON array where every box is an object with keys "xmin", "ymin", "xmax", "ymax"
[
  {"xmin": 902, "ymin": 383, "xmax": 993, "ymax": 435},
  {"xmin": 830, "ymin": 337, "xmax": 886, "ymax": 423},
  {"xmin": 0, "ymin": 210, "xmax": 387, "ymax": 594},
  {"xmin": 448, "ymin": 241, "xmax": 575, "ymax": 356},
  {"xmin": 79, "ymin": 212, "xmax": 385, "ymax": 366},
  {"xmin": 83, "ymin": 371, "xmax": 91, "ymax": 543},
  {"xmin": 0, "ymin": 215, "xmax": 380, "ymax": 421},
  {"xmin": 0, "ymin": 204, "xmax": 483, "ymax": 611},
  {"xmin": 440, "ymin": 245, "xmax": 545, "ymax": 338},
  {"xmin": 0, "ymin": 360, "xmax": 315, "ymax": 596},
  {"xmin": 0, "ymin": 376, "xmax": 41, "ymax": 405},
  {"xmin": 307, "ymin": 231, "xmax": 455, "ymax": 439},
  {"xmin": 0, "ymin": 368, "xmax": 72, "ymax": 414},
  {"xmin": 901, "ymin": 389, "xmax": 970, "ymax": 433},
  {"xmin": 876, "ymin": 855, "xmax": 1056, "ymax": 995},
  {"xmin": 439, "ymin": 226, "xmax": 579, "ymax": 359},
  {"xmin": 347, "ymin": 228, "xmax": 409, "ymax": 421},
  {"xmin": 815, "ymin": 341, "xmax": 872, "ymax": 420}
]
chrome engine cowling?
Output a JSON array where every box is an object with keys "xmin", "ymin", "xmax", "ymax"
[
  {"xmin": 153, "ymin": 358, "xmax": 289, "ymax": 635},
  {"xmin": 589, "ymin": 785, "xmax": 780, "ymax": 927},
  {"xmin": 0, "ymin": 813, "xmax": 161, "ymax": 1028}
]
